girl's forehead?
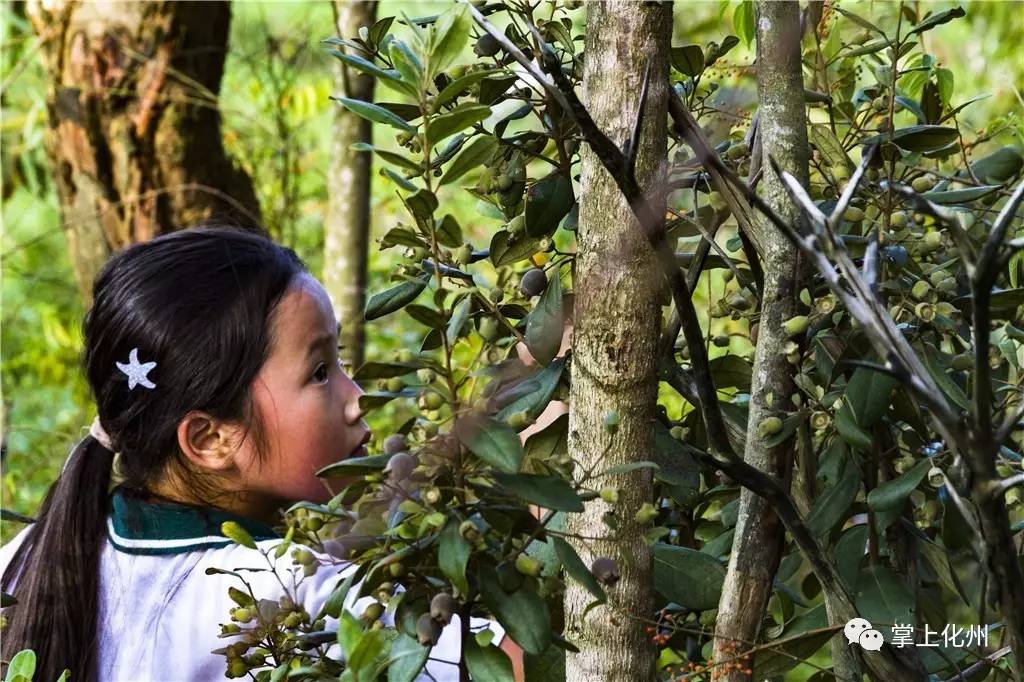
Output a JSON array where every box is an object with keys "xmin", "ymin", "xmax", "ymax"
[{"xmin": 273, "ymin": 276, "xmax": 338, "ymax": 349}]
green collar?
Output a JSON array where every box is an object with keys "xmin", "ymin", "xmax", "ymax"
[{"xmin": 107, "ymin": 485, "xmax": 280, "ymax": 556}]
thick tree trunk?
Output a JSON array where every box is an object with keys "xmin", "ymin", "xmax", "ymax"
[
  {"xmin": 326, "ymin": 0, "xmax": 376, "ymax": 373},
  {"xmin": 25, "ymin": 0, "xmax": 260, "ymax": 306},
  {"xmin": 712, "ymin": 3, "xmax": 807, "ymax": 679},
  {"xmin": 563, "ymin": 2, "xmax": 671, "ymax": 680}
]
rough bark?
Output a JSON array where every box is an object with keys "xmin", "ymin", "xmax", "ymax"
[
  {"xmin": 326, "ymin": 0, "xmax": 376, "ymax": 372},
  {"xmin": 563, "ymin": 2, "xmax": 671, "ymax": 680},
  {"xmin": 712, "ymin": 3, "xmax": 807, "ymax": 679},
  {"xmin": 25, "ymin": 0, "xmax": 260, "ymax": 306}
]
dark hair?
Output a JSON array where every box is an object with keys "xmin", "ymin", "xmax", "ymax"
[{"xmin": 1, "ymin": 225, "xmax": 307, "ymax": 681}]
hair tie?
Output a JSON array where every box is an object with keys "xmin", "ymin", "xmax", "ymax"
[{"xmin": 89, "ymin": 415, "xmax": 114, "ymax": 451}]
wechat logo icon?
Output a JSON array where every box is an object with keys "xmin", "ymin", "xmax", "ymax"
[{"xmin": 845, "ymin": 618, "xmax": 884, "ymax": 651}]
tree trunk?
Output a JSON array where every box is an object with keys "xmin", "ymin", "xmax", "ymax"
[
  {"xmin": 326, "ymin": 0, "xmax": 377, "ymax": 373},
  {"xmin": 25, "ymin": 0, "xmax": 260, "ymax": 307},
  {"xmin": 563, "ymin": 2, "xmax": 671, "ymax": 680},
  {"xmin": 712, "ymin": 2, "xmax": 808, "ymax": 679}
]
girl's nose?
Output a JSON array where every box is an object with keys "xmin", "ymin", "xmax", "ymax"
[{"xmin": 344, "ymin": 376, "xmax": 366, "ymax": 425}]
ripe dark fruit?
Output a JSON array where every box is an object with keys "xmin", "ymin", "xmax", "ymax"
[
  {"xmin": 384, "ymin": 452, "xmax": 416, "ymax": 481},
  {"xmin": 591, "ymin": 556, "xmax": 621, "ymax": 586},
  {"xmin": 417, "ymin": 612, "xmax": 443, "ymax": 646},
  {"xmin": 430, "ymin": 593, "xmax": 457, "ymax": 625},
  {"xmin": 520, "ymin": 268, "xmax": 548, "ymax": 297},
  {"xmin": 383, "ymin": 434, "xmax": 407, "ymax": 455},
  {"xmin": 474, "ymin": 34, "xmax": 500, "ymax": 57}
]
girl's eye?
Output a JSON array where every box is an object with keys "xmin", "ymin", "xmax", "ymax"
[{"xmin": 312, "ymin": 363, "xmax": 329, "ymax": 384}]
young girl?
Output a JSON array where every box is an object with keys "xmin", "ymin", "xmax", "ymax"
[{"xmin": 0, "ymin": 226, "xmax": 523, "ymax": 681}]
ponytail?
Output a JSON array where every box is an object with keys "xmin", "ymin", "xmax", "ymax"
[{"xmin": 1, "ymin": 434, "xmax": 115, "ymax": 682}]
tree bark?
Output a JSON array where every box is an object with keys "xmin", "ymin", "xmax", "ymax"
[
  {"xmin": 326, "ymin": 0, "xmax": 377, "ymax": 373},
  {"xmin": 25, "ymin": 0, "xmax": 260, "ymax": 306},
  {"xmin": 712, "ymin": 3, "xmax": 807, "ymax": 679},
  {"xmin": 563, "ymin": 2, "xmax": 671, "ymax": 680}
]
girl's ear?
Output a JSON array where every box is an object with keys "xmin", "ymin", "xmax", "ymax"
[{"xmin": 176, "ymin": 410, "xmax": 240, "ymax": 472}]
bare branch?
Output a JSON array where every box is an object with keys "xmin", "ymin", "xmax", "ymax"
[{"xmin": 625, "ymin": 62, "xmax": 651, "ymax": 180}]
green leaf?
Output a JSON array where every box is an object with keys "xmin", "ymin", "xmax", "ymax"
[
  {"xmin": 221, "ymin": 521, "xmax": 256, "ymax": 549},
  {"xmin": 387, "ymin": 633, "xmax": 430, "ymax": 682},
  {"xmin": 1, "ymin": 592, "xmax": 16, "ymax": 608},
  {"xmin": 5, "ymin": 650, "xmax": 35, "ymax": 682},
  {"xmin": 332, "ymin": 97, "xmax": 416, "ymax": 133},
  {"xmin": 835, "ymin": 524, "xmax": 868, "ymax": 591},
  {"xmin": 525, "ymin": 172, "xmax": 574, "ymax": 239},
  {"xmin": 733, "ymin": 0, "xmax": 755, "ymax": 47},
  {"xmin": 751, "ymin": 605, "xmax": 831, "ymax": 679},
  {"xmin": 382, "ymin": 167, "xmax": 419, "ymax": 192},
  {"xmin": 348, "ymin": 627, "xmax": 386, "ymax": 676},
  {"xmin": 350, "ymin": 142, "xmax": 420, "ymax": 172},
  {"xmin": 833, "ymin": 6, "xmax": 886, "ymax": 35},
  {"xmin": 670, "ymin": 45, "xmax": 704, "ymax": 77},
  {"xmin": 652, "ymin": 544, "xmax": 725, "ymax": 611},
  {"xmin": 844, "ymin": 367, "xmax": 898, "ymax": 428},
  {"xmin": 708, "ymin": 355, "xmax": 752, "ymax": 392},
  {"xmin": 317, "ymin": 454, "xmax": 392, "ymax": 478},
  {"xmin": 440, "ymin": 135, "xmax": 497, "ymax": 186},
  {"xmin": 455, "ymin": 412, "xmax": 524, "ymax": 473},
  {"xmin": 867, "ymin": 457, "xmax": 931, "ymax": 532},
  {"xmin": 478, "ymin": 74, "xmax": 519, "ymax": 106},
  {"xmin": 491, "ymin": 472, "xmax": 583, "ymax": 512},
  {"xmin": 436, "ymin": 214, "xmax": 463, "ymax": 247},
  {"xmin": 369, "ymin": 17, "xmax": 395, "ymax": 47},
  {"xmin": 479, "ymin": 564, "xmax": 552, "ymax": 655},
  {"xmin": 489, "ymin": 230, "xmax": 539, "ymax": 268},
  {"xmin": 854, "ymin": 564, "xmax": 916, "ymax": 638},
  {"xmin": 436, "ymin": 70, "xmax": 494, "ymax": 109},
  {"xmin": 862, "ymin": 125, "xmax": 959, "ymax": 153},
  {"xmin": 426, "ymin": 104, "xmax": 491, "ymax": 145},
  {"xmin": 906, "ymin": 6, "xmax": 966, "ymax": 36},
  {"xmin": 935, "ymin": 68, "xmax": 954, "ymax": 107},
  {"xmin": 388, "ymin": 40, "xmax": 423, "ymax": 86},
  {"xmin": 337, "ymin": 610, "xmax": 364, "ymax": 660},
  {"xmin": 318, "ymin": 567, "xmax": 361, "ymax": 620},
  {"xmin": 923, "ymin": 184, "xmax": 1001, "ymax": 204},
  {"xmin": 494, "ymin": 355, "xmax": 567, "ymax": 422},
  {"xmin": 968, "ymin": 147, "xmax": 1024, "ymax": 184},
  {"xmin": 524, "ymin": 271, "xmax": 564, "ymax": 366},
  {"xmin": 835, "ymin": 403, "xmax": 872, "ymax": 450},
  {"xmin": 439, "ymin": 518, "xmax": 470, "ymax": 595},
  {"xmin": 464, "ymin": 639, "xmax": 514, "ymax": 682},
  {"xmin": 552, "ymin": 537, "xmax": 606, "ymax": 603},
  {"xmin": 446, "ymin": 295, "xmax": 472, "ymax": 345},
  {"xmin": 429, "ymin": 4, "xmax": 471, "ymax": 75},
  {"xmin": 922, "ymin": 344, "xmax": 969, "ymax": 409},
  {"xmin": 808, "ymin": 456, "xmax": 861, "ymax": 537},
  {"xmin": 365, "ymin": 275, "xmax": 429, "ymax": 321},
  {"xmin": 704, "ymin": 35, "xmax": 740, "ymax": 66},
  {"xmin": 330, "ymin": 50, "xmax": 414, "ymax": 96},
  {"xmin": 353, "ymin": 361, "xmax": 419, "ymax": 381},
  {"xmin": 918, "ymin": 535, "xmax": 969, "ymax": 605},
  {"xmin": 380, "ymin": 227, "xmax": 426, "ymax": 250},
  {"xmin": 809, "ymin": 124, "xmax": 853, "ymax": 169}
]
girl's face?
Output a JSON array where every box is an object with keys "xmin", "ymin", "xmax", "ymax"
[{"xmin": 236, "ymin": 272, "xmax": 371, "ymax": 507}]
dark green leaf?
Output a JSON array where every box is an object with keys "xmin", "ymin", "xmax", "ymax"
[
  {"xmin": 330, "ymin": 50, "xmax": 413, "ymax": 95},
  {"xmin": 489, "ymin": 230, "xmax": 539, "ymax": 268},
  {"xmin": 843, "ymin": 366, "xmax": 898, "ymax": 429},
  {"xmin": 350, "ymin": 142, "xmax": 420, "ymax": 172},
  {"xmin": 835, "ymin": 525, "xmax": 869, "ymax": 591},
  {"xmin": 479, "ymin": 75, "xmax": 519, "ymax": 106},
  {"xmin": 652, "ymin": 544, "xmax": 725, "ymax": 611},
  {"xmin": 479, "ymin": 564, "xmax": 552, "ymax": 655},
  {"xmin": 455, "ymin": 412, "xmax": 524, "ymax": 473},
  {"xmin": 523, "ymin": 413, "xmax": 568, "ymax": 462},
  {"xmin": 525, "ymin": 272, "xmax": 564, "ymax": 366},
  {"xmin": 862, "ymin": 125, "xmax": 959, "ymax": 153},
  {"xmin": 525, "ymin": 173, "xmax": 574, "ymax": 239},
  {"xmin": 382, "ymin": 167, "xmax": 419, "ymax": 192},
  {"xmin": 464, "ymin": 639, "xmax": 513, "ymax": 682},
  {"xmin": 968, "ymin": 147, "xmax": 1024, "ymax": 185},
  {"xmin": 387, "ymin": 633, "xmax": 430, "ymax": 682},
  {"xmin": 867, "ymin": 457, "xmax": 931, "ymax": 532},
  {"xmin": 854, "ymin": 564, "xmax": 916, "ymax": 638},
  {"xmin": 552, "ymin": 537, "xmax": 606, "ymax": 603},
  {"xmin": 332, "ymin": 97, "xmax": 416, "ymax": 133},
  {"xmin": 906, "ymin": 6, "xmax": 966, "ymax": 36},
  {"xmin": 439, "ymin": 518, "xmax": 470, "ymax": 595},
  {"xmin": 808, "ymin": 457, "xmax": 861, "ymax": 537},
  {"xmin": 1, "ymin": 592, "xmax": 16, "ymax": 607},
  {"xmin": 426, "ymin": 104, "xmax": 491, "ymax": 145},
  {"xmin": 368, "ymin": 16, "xmax": 395, "ymax": 47},
  {"xmin": 436, "ymin": 70, "xmax": 494, "ymax": 109},
  {"xmin": 446, "ymin": 295, "xmax": 472, "ymax": 345},
  {"xmin": 380, "ymin": 227, "xmax": 426, "ymax": 250},
  {"xmin": 317, "ymin": 454, "xmax": 392, "ymax": 478},
  {"xmin": 751, "ymin": 605, "xmax": 831, "ymax": 679},
  {"xmin": 670, "ymin": 45, "xmax": 704, "ymax": 77},
  {"xmin": 495, "ymin": 356, "xmax": 567, "ymax": 422},
  {"xmin": 491, "ymin": 472, "xmax": 583, "ymax": 512},
  {"xmin": 436, "ymin": 213, "xmax": 463, "ymax": 247},
  {"xmin": 441, "ymin": 136, "xmax": 498, "ymax": 186},
  {"xmin": 922, "ymin": 344, "xmax": 969, "ymax": 409},
  {"xmin": 365, "ymin": 275, "xmax": 429, "ymax": 321}
]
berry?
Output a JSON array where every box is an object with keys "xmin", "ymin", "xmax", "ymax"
[
  {"xmin": 384, "ymin": 452, "xmax": 416, "ymax": 481},
  {"xmin": 599, "ymin": 486, "xmax": 619, "ymax": 504},
  {"xmin": 417, "ymin": 612, "xmax": 443, "ymax": 646},
  {"xmin": 514, "ymin": 554, "xmax": 543, "ymax": 577},
  {"xmin": 591, "ymin": 556, "xmax": 620, "ymax": 586},
  {"xmin": 782, "ymin": 315, "xmax": 809, "ymax": 337},
  {"xmin": 519, "ymin": 268, "xmax": 548, "ymax": 297},
  {"xmin": 757, "ymin": 416, "xmax": 783, "ymax": 438},
  {"xmin": 383, "ymin": 434, "xmax": 408, "ymax": 455},
  {"xmin": 430, "ymin": 593, "xmax": 458, "ymax": 625},
  {"xmin": 474, "ymin": 34, "xmax": 500, "ymax": 57},
  {"xmin": 634, "ymin": 502, "xmax": 657, "ymax": 525}
]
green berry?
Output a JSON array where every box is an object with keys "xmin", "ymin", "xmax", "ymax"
[
  {"xmin": 479, "ymin": 317, "xmax": 500, "ymax": 342},
  {"xmin": 911, "ymin": 280, "xmax": 931, "ymax": 300},
  {"xmin": 634, "ymin": 502, "xmax": 657, "ymax": 525},
  {"xmin": 599, "ymin": 486, "xmax": 619, "ymax": 504},
  {"xmin": 782, "ymin": 315, "xmax": 809, "ymax": 337},
  {"xmin": 912, "ymin": 176, "xmax": 936, "ymax": 193},
  {"xmin": 474, "ymin": 33, "xmax": 501, "ymax": 57},
  {"xmin": 757, "ymin": 416, "xmax": 783, "ymax": 438},
  {"xmin": 514, "ymin": 554, "xmax": 542, "ymax": 577}
]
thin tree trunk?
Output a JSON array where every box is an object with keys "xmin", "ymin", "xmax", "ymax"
[
  {"xmin": 25, "ymin": 0, "xmax": 260, "ymax": 306},
  {"xmin": 326, "ymin": 0, "xmax": 377, "ymax": 373},
  {"xmin": 563, "ymin": 2, "xmax": 671, "ymax": 680},
  {"xmin": 712, "ymin": 3, "xmax": 807, "ymax": 679}
]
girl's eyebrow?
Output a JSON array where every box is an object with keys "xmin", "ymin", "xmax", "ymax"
[{"xmin": 305, "ymin": 331, "xmax": 337, "ymax": 358}]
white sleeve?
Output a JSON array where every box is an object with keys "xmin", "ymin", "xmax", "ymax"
[{"xmin": 0, "ymin": 524, "xmax": 34, "ymax": 595}]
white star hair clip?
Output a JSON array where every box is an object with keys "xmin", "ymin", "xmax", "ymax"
[{"xmin": 116, "ymin": 347, "xmax": 157, "ymax": 390}]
